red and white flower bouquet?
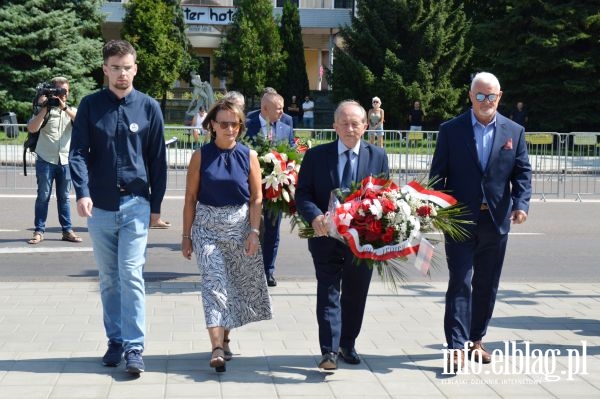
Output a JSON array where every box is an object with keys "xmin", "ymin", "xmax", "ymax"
[
  {"xmin": 260, "ymin": 149, "xmax": 300, "ymax": 217},
  {"xmin": 246, "ymin": 136, "xmax": 311, "ymax": 218},
  {"xmin": 293, "ymin": 176, "xmax": 471, "ymax": 289}
]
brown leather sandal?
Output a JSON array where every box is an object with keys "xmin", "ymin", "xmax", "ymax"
[
  {"xmin": 210, "ymin": 347, "xmax": 226, "ymax": 372},
  {"xmin": 62, "ymin": 231, "xmax": 82, "ymax": 243},
  {"xmin": 223, "ymin": 339, "xmax": 233, "ymax": 361},
  {"xmin": 27, "ymin": 231, "xmax": 43, "ymax": 245}
]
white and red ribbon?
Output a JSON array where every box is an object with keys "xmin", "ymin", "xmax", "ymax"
[
  {"xmin": 403, "ymin": 181, "xmax": 456, "ymax": 208},
  {"xmin": 342, "ymin": 227, "xmax": 419, "ymax": 261}
]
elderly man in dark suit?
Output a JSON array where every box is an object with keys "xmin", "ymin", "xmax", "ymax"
[
  {"xmin": 429, "ymin": 72, "xmax": 532, "ymax": 371},
  {"xmin": 296, "ymin": 100, "xmax": 389, "ymax": 370},
  {"xmin": 245, "ymin": 91, "xmax": 295, "ymax": 287}
]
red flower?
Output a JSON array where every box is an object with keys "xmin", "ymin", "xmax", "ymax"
[
  {"xmin": 417, "ymin": 205, "xmax": 432, "ymax": 217},
  {"xmin": 264, "ymin": 184, "xmax": 281, "ymax": 200},
  {"xmin": 359, "ymin": 200, "xmax": 372, "ymax": 214},
  {"xmin": 382, "ymin": 226, "xmax": 395, "ymax": 244},
  {"xmin": 364, "ymin": 220, "xmax": 382, "ymax": 242},
  {"xmin": 380, "ymin": 198, "xmax": 396, "ymax": 213}
]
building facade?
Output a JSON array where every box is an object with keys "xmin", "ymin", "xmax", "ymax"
[{"xmin": 102, "ymin": 0, "xmax": 355, "ymax": 92}]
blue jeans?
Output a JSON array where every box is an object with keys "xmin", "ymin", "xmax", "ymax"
[
  {"xmin": 87, "ymin": 195, "xmax": 150, "ymax": 352},
  {"xmin": 34, "ymin": 157, "xmax": 72, "ymax": 233},
  {"xmin": 303, "ymin": 116, "xmax": 314, "ymax": 129}
]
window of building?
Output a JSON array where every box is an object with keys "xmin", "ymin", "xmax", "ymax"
[
  {"xmin": 334, "ymin": 0, "xmax": 353, "ymax": 8},
  {"xmin": 199, "ymin": 56, "xmax": 211, "ymax": 84},
  {"xmin": 276, "ymin": 0, "xmax": 299, "ymax": 6}
]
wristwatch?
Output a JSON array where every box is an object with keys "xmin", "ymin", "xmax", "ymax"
[{"xmin": 62, "ymin": 106, "xmax": 68, "ymax": 111}]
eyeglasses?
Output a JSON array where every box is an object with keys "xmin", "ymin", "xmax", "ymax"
[
  {"xmin": 106, "ymin": 65, "xmax": 135, "ymax": 73},
  {"xmin": 372, "ymin": 101, "xmax": 380, "ymax": 103},
  {"xmin": 475, "ymin": 93, "xmax": 498, "ymax": 102},
  {"xmin": 215, "ymin": 121, "xmax": 241, "ymax": 130}
]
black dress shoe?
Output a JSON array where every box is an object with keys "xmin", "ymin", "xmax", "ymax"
[
  {"xmin": 338, "ymin": 347, "xmax": 361, "ymax": 364},
  {"xmin": 318, "ymin": 352, "xmax": 337, "ymax": 370},
  {"xmin": 267, "ymin": 275, "xmax": 277, "ymax": 287}
]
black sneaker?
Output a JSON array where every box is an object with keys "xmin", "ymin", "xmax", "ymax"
[
  {"xmin": 125, "ymin": 349, "xmax": 145, "ymax": 374},
  {"xmin": 102, "ymin": 340, "xmax": 124, "ymax": 367}
]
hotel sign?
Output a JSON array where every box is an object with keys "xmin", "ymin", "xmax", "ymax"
[{"xmin": 183, "ymin": 7, "xmax": 237, "ymax": 25}]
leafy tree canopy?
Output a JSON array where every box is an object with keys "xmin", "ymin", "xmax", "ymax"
[
  {"xmin": 215, "ymin": 0, "xmax": 286, "ymax": 100},
  {"xmin": 466, "ymin": 0, "xmax": 600, "ymax": 132},
  {"xmin": 0, "ymin": 0, "xmax": 104, "ymax": 121},
  {"xmin": 330, "ymin": 0, "xmax": 473, "ymax": 129},
  {"xmin": 122, "ymin": 0, "xmax": 190, "ymax": 106}
]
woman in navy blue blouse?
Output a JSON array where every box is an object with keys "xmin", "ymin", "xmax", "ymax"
[{"xmin": 181, "ymin": 99, "xmax": 272, "ymax": 372}]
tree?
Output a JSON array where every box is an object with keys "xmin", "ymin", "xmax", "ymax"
[
  {"xmin": 0, "ymin": 0, "xmax": 104, "ymax": 122},
  {"xmin": 279, "ymin": 0, "xmax": 309, "ymax": 106},
  {"xmin": 329, "ymin": 0, "xmax": 473, "ymax": 129},
  {"xmin": 214, "ymin": 0, "xmax": 285, "ymax": 102},
  {"xmin": 122, "ymin": 0, "xmax": 190, "ymax": 110},
  {"xmin": 465, "ymin": 0, "xmax": 600, "ymax": 132}
]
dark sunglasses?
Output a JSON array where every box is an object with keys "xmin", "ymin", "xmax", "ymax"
[
  {"xmin": 215, "ymin": 121, "xmax": 241, "ymax": 129},
  {"xmin": 475, "ymin": 93, "xmax": 498, "ymax": 102}
]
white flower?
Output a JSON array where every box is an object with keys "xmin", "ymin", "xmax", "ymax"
[
  {"xmin": 262, "ymin": 174, "xmax": 281, "ymax": 197},
  {"xmin": 408, "ymin": 216, "xmax": 421, "ymax": 240},
  {"xmin": 397, "ymin": 200, "xmax": 412, "ymax": 218},
  {"xmin": 261, "ymin": 152, "xmax": 277, "ymax": 164},
  {"xmin": 368, "ymin": 199, "xmax": 383, "ymax": 219}
]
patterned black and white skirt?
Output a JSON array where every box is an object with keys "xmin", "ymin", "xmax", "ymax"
[{"xmin": 192, "ymin": 202, "xmax": 273, "ymax": 329}]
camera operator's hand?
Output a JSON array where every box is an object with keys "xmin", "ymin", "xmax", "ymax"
[
  {"xmin": 57, "ymin": 96, "xmax": 66, "ymax": 110},
  {"xmin": 37, "ymin": 95, "xmax": 48, "ymax": 107}
]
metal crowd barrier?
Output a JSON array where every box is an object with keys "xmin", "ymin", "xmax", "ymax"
[{"xmin": 1, "ymin": 123, "xmax": 600, "ymax": 200}]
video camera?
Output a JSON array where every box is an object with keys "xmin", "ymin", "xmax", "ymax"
[{"xmin": 35, "ymin": 82, "xmax": 67, "ymax": 108}]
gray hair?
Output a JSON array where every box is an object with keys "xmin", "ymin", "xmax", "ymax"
[
  {"xmin": 471, "ymin": 72, "xmax": 501, "ymax": 91},
  {"xmin": 334, "ymin": 100, "xmax": 367, "ymax": 123},
  {"xmin": 222, "ymin": 91, "xmax": 245, "ymax": 110}
]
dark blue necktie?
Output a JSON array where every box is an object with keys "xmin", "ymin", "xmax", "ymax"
[{"xmin": 341, "ymin": 150, "xmax": 353, "ymax": 189}]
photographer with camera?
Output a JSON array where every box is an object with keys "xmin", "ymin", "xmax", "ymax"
[{"xmin": 26, "ymin": 76, "xmax": 81, "ymax": 245}]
